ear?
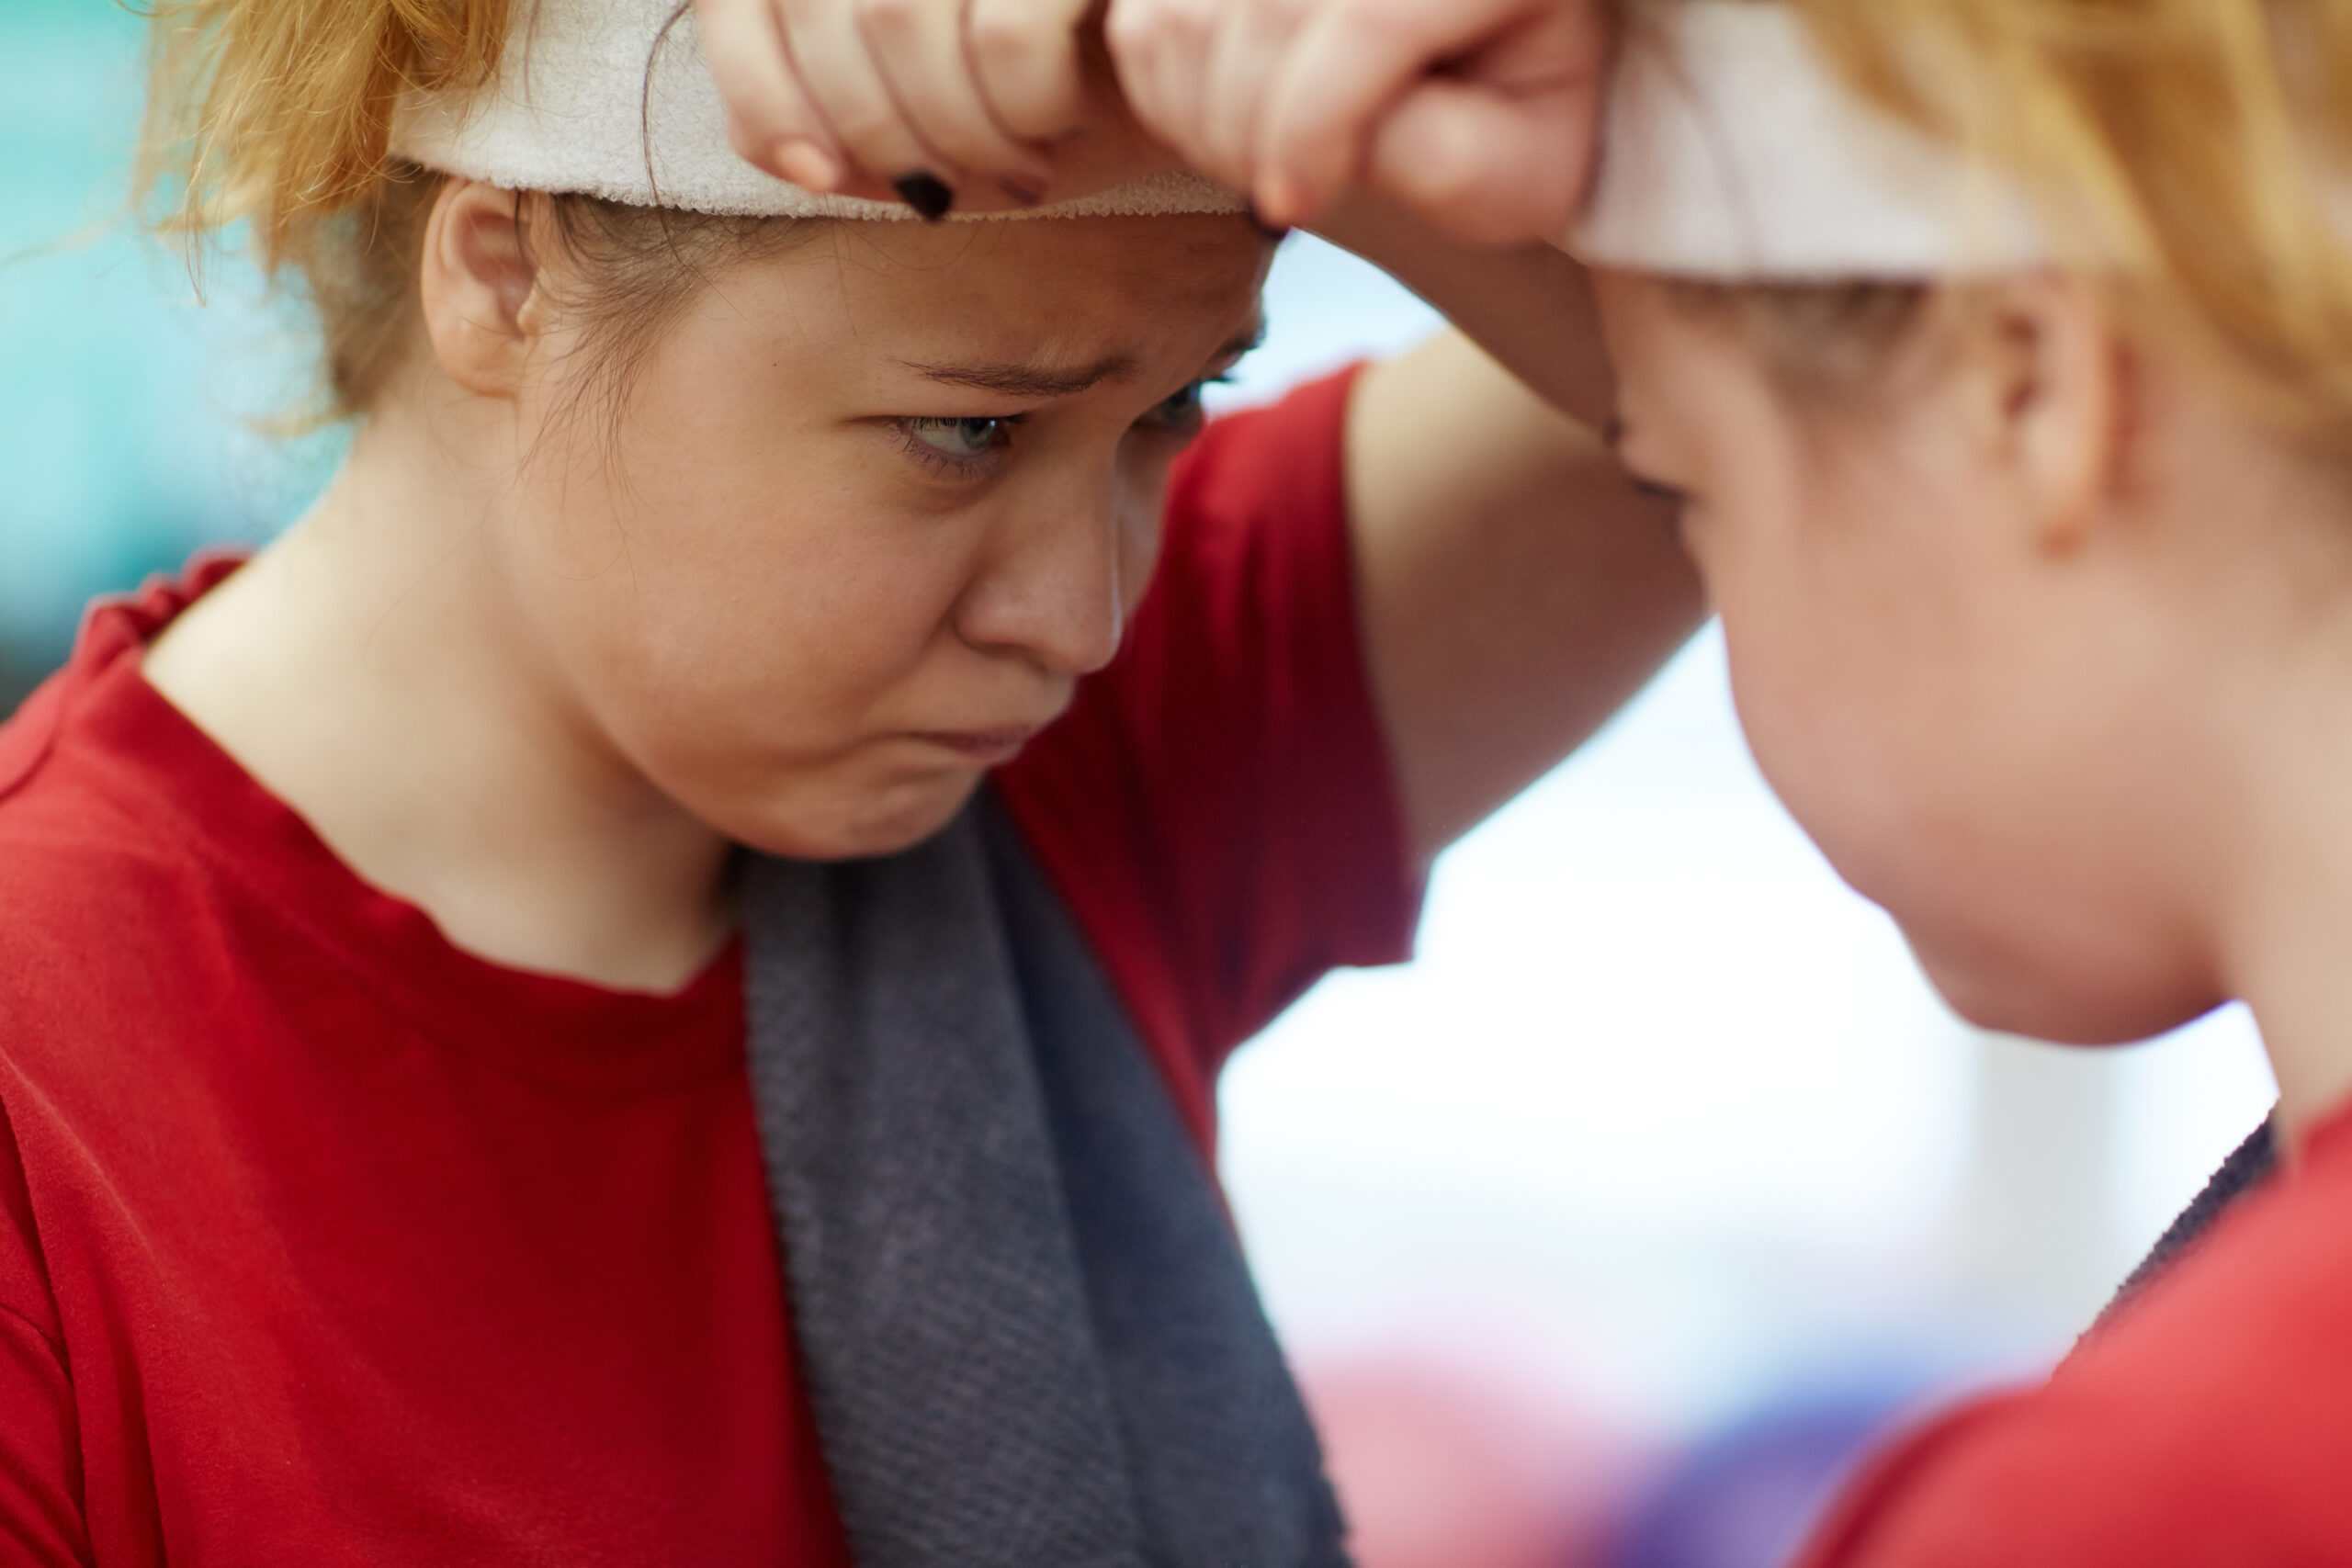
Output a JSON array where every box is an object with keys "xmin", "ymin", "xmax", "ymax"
[
  {"xmin": 419, "ymin": 179, "xmax": 547, "ymax": 400},
  {"xmin": 1962, "ymin": 273, "xmax": 2125, "ymax": 554}
]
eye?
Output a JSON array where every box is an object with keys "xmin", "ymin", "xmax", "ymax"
[
  {"xmin": 1138, "ymin": 378, "xmax": 1216, "ymax": 435},
  {"xmin": 905, "ymin": 415, "xmax": 1015, "ymax": 461}
]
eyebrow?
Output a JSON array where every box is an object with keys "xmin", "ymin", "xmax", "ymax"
[
  {"xmin": 897, "ymin": 321, "xmax": 1266, "ymax": 401},
  {"xmin": 898, "ymin": 353, "xmax": 1139, "ymax": 399}
]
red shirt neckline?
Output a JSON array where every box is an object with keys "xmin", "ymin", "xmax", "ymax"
[
  {"xmin": 2293, "ymin": 1095, "xmax": 2352, "ymax": 1168},
  {"xmin": 42, "ymin": 555, "xmax": 746, "ymax": 1096}
]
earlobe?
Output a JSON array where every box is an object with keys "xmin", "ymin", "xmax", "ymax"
[
  {"xmin": 1988, "ymin": 274, "xmax": 2123, "ymax": 554},
  {"xmin": 419, "ymin": 180, "xmax": 545, "ymax": 400}
]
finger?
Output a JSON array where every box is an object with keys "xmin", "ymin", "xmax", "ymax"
[
  {"xmin": 780, "ymin": 0, "xmax": 961, "ymax": 204},
  {"xmin": 1255, "ymin": 0, "xmax": 1553, "ymax": 225},
  {"xmin": 1196, "ymin": 0, "xmax": 1309, "ymax": 188},
  {"xmin": 966, "ymin": 0, "xmax": 1094, "ymax": 143},
  {"xmin": 1364, "ymin": 76, "xmax": 1598, "ymax": 244},
  {"xmin": 1102, "ymin": 0, "xmax": 1170, "ymax": 141},
  {"xmin": 695, "ymin": 0, "xmax": 848, "ymax": 188},
  {"xmin": 1104, "ymin": 0, "xmax": 1220, "ymax": 166},
  {"xmin": 855, "ymin": 0, "xmax": 1059, "ymax": 199}
]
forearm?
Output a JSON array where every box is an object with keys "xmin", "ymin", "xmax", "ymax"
[
  {"xmin": 1347, "ymin": 333, "xmax": 1705, "ymax": 864},
  {"xmin": 1312, "ymin": 191, "xmax": 1615, "ymax": 431}
]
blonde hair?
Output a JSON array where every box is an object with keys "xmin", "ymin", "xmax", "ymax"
[
  {"xmin": 1705, "ymin": 0, "xmax": 2352, "ymax": 438},
  {"xmin": 137, "ymin": 0, "xmax": 791, "ymax": 423}
]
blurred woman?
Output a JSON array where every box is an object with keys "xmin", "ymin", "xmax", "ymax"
[{"xmin": 1583, "ymin": 1, "xmax": 2352, "ymax": 1559}]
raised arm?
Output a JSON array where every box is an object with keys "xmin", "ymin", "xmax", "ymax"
[{"xmin": 1320, "ymin": 198, "xmax": 1702, "ymax": 864}]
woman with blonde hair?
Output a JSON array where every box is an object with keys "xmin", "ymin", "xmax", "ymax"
[
  {"xmin": 1581, "ymin": 3, "xmax": 2352, "ymax": 1554},
  {"xmin": 0, "ymin": 0, "xmax": 1701, "ymax": 1561}
]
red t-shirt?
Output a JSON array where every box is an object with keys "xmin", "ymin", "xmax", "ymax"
[
  {"xmin": 1795, "ymin": 1101, "xmax": 2352, "ymax": 1566},
  {"xmin": 0, "ymin": 368, "xmax": 1419, "ymax": 1567}
]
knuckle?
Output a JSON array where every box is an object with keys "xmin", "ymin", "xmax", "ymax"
[
  {"xmin": 1102, "ymin": 4, "xmax": 1154, "ymax": 61},
  {"xmin": 828, "ymin": 100, "xmax": 914, "ymax": 154},
  {"xmin": 852, "ymin": 0, "xmax": 922, "ymax": 39},
  {"xmin": 1164, "ymin": 0, "xmax": 1222, "ymax": 41},
  {"xmin": 965, "ymin": 6, "xmax": 1046, "ymax": 70},
  {"xmin": 1109, "ymin": 0, "xmax": 1214, "ymax": 53}
]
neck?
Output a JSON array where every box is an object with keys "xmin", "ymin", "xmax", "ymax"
[
  {"xmin": 2225, "ymin": 692, "xmax": 2352, "ymax": 1155},
  {"xmin": 2203, "ymin": 520, "xmax": 2352, "ymax": 1155},
  {"xmin": 2110, "ymin": 389, "xmax": 2352, "ymax": 1162},
  {"xmin": 143, "ymin": 380, "xmax": 735, "ymax": 993}
]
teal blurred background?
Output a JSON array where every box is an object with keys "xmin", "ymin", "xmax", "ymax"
[{"xmin": 0, "ymin": 0, "xmax": 338, "ymax": 708}]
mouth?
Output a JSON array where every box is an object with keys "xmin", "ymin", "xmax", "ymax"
[{"xmin": 905, "ymin": 726, "xmax": 1043, "ymax": 766}]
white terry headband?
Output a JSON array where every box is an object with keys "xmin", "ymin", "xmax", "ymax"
[
  {"xmin": 389, "ymin": 0, "xmax": 1247, "ymax": 220},
  {"xmin": 1569, "ymin": 0, "xmax": 2045, "ymax": 279}
]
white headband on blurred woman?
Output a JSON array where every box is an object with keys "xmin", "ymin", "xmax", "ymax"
[
  {"xmin": 1570, "ymin": 0, "xmax": 2045, "ymax": 279},
  {"xmin": 389, "ymin": 0, "xmax": 1244, "ymax": 220}
]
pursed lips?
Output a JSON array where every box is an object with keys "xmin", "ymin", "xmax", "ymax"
[{"xmin": 904, "ymin": 726, "xmax": 1046, "ymax": 764}]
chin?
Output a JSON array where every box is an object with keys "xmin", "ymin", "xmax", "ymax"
[
  {"xmin": 1909, "ymin": 927, "xmax": 2225, "ymax": 1047},
  {"xmin": 720, "ymin": 767, "xmax": 985, "ymax": 863}
]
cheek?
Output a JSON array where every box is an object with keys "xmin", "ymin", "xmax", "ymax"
[
  {"xmin": 1712, "ymin": 542, "xmax": 1905, "ymax": 839},
  {"xmin": 1700, "ymin": 472, "xmax": 1985, "ymax": 903},
  {"xmin": 1707, "ymin": 477, "xmax": 2214, "ymax": 1042},
  {"xmin": 522, "ymin": 506, "xmax": 992, "ymax": 857},
  {"xmin": 497, "ymin": 423, "xmax": 978, "ymax": 800}
]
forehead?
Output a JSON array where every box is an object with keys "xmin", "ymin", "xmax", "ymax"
[
  {"xmin": 1596, "ymin": 270, "xmax": 1810, "ymax": 434},
  {"xmin": 1595, "ymin": 272, "xmax": 1735, "ymax": 386},
  {"xmin": 711, "ymin": 214, "xmax": 1270, "ymax": 370}
]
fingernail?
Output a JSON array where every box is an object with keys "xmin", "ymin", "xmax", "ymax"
[
  {"xmin": 1244, "ymin": 202, "xmax": 1291, "ymax": 244},
  {"xmin": 893, "ymin": 172, "xmax": 956, "ymax": 221},
  {"xmin": 1000, "ymin": 176, "xmax": 1046, "ymax": 209},
  {"xmin": 772, "ymin": 139, "xmax": 842, "ymax": 192}
]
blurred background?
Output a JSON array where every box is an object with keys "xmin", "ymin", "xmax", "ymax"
[{"xmin": 1, "ymin": 0, "xmax": 2282, "ymax": 1562}]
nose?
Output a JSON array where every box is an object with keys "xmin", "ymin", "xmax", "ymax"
[{"xmin": 955, "ymin": 479, "xmax": 1136, "ymax": 677}]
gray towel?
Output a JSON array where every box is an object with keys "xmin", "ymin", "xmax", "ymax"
[
  {"xmin": 2092, "ymin": 1116, "xmax": 2277, "ymax": 1334},
  {"xmin": 742, "ymin": 793, "xmax": 1351, "ymax": 1568}
]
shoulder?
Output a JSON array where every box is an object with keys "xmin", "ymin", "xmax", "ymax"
[
  {"xmin": 1808, "ymin": 1155, "xmax": 2352, "ymax": 1565},
  {"xmin": 1162, "ymin": 367, "xmax": 1361, "ymax": 540},
  {"xmin": 0, "ymin": 668, "xmax": 245, "ymax": 1075}
]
